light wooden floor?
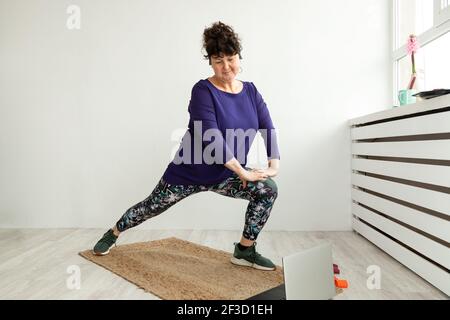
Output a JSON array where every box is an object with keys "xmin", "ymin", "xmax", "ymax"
[{"xmin": 0, "ymin": 228, "xmax": 447, "ymax": 300}]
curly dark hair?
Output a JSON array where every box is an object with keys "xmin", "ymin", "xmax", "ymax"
[{"xmin": 202, "ymin": 21, "xmax": 242, "ymax": 65}]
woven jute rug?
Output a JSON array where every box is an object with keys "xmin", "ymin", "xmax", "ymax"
[{"xmin": 79, "ymin": 237, "xmax": 283, "ymax": 300}]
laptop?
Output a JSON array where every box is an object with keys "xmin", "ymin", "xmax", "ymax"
[{"xmin": 247, "ymin": 243, "xmax": 336, "ymax": 300}]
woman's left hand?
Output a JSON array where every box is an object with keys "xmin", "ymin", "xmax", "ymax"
[{"xmin": 251, "ymin": 167, "xmax": 278, "ymax": 178}]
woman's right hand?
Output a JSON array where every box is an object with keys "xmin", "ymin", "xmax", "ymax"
[{"xmin": 238, "ymin": 169, "xmax": 268, "ymax": 189}]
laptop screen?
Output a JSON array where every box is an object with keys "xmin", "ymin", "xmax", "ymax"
[{"xmin": 282, "ymin": 243, "xmax": 336, "ymax": 300}]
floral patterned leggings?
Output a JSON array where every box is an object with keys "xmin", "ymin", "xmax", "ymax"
[{"xmin": 115, "ymin": 168, "xmax": 278, "ymax": 241}]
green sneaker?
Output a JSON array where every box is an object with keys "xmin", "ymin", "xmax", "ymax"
[
  {"xmin": 231, "ymin": 242, "xmax": 276, "ymax": 271},
  {"xmin": 93, "ymin": 229, "xmax": 118, "ymax": 256}
]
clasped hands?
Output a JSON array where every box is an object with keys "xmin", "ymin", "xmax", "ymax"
[{"xmin": 238, "ymin": 162, "xmax": 279, "ymax": 189}]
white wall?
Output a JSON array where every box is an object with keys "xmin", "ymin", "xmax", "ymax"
[{"xmin": 0, "ymin": 0, "xmax": 391, "ymax": 231}]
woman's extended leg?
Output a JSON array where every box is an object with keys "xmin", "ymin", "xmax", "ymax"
[
  {"xmin": 93, "ymin": 177, "xmax": 204, "ymax": 255},
  {"xmin": 115, "ymin": 178, "xmax": 204, "ymax": 232}
]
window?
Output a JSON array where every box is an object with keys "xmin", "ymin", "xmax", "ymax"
[
  {"xmin": 434, "ymin": 0, "xmax": 450, "ymax": 27},
  {"xmin": 396, "ymin": 0, "xmax": 433, "ymax": 50},
  {"xmin": 393, "ymin": 0, "xmax": 450, "ymax": 104},
  {"xmin": 397, "ymin": 32, "xmax": 450, "ymax": 92}
]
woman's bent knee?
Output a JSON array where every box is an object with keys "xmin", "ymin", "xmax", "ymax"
[{"xmin": 254, "ymin": 178, "xmax": 278, "ymax": 199}]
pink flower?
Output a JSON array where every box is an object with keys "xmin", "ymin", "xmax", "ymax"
[
  {"xmin": 406, "ymin": 34, "xmax": 419, "ymax": 54},
  {"xmin": 406, "ymin": 35, "xmax": 420, "ymax": 89},
  {"xmin": 407, "ymin": 34, "xmax": 420, "ymax": 55}
]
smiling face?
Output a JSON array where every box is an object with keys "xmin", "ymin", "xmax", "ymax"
[{"xmin": 210, "ymin": 53, "xmax": 240, "ymax": 83}]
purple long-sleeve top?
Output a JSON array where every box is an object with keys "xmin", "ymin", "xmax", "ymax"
[{"xmin": 162, "ymin": 79, "xmax": 280, "ymax": 186}]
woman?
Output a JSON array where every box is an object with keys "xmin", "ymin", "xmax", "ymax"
[{"xmin": 93, "ymin": 21, "xmax": 281, "ymax": 271}]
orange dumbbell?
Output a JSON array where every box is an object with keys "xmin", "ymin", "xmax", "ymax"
[{"xmin": 334, "ymin": 275, "xmax": 349, "ymax": 289}]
